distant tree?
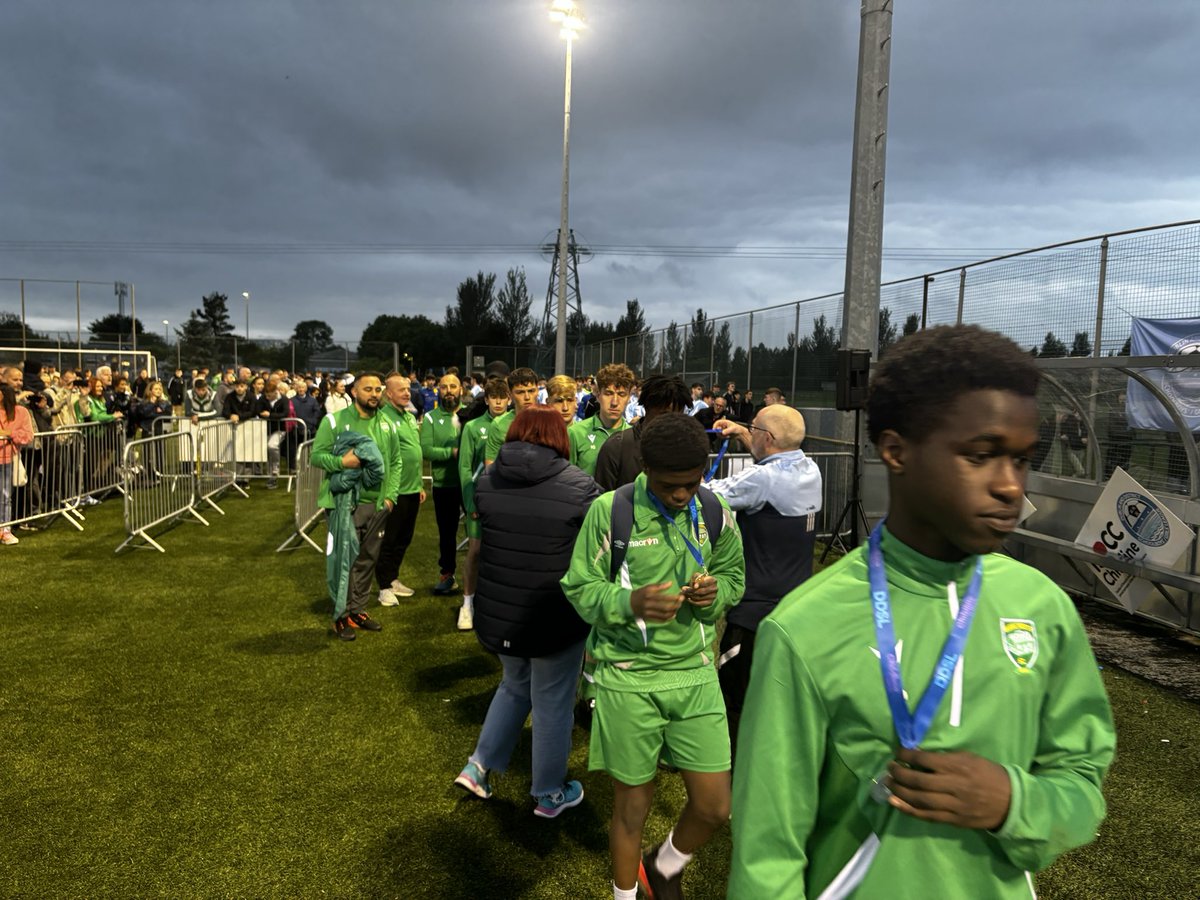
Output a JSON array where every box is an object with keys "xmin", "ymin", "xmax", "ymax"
[
  {"xmin": 614, "ymin": 299, "xmax": 648, "ymax": 337},
  {"xmin": 175, "ymin": 312, "xmax": 218, "ymax": 369},
  {"xmin": 88, "ymin": 314, "xmax": 145, "ymax": 340},
  {"xmin": 684, "ymin": 308, "xmax": 714, "ymax": 373},
  {"xmin": 494, "ymin": 267, "xmax": 535, "ymax": 347},
  {"xmin": 662, "ymin": 321, "xmax": 683, "ymax": 373},
  {"xmin": 290, "ymin": 319, "xmax": 336, "ymax": 369},
  {"xmin": 877, "ymin": 307, "xmax": 899, "ymax": 357},
  {"xmin": 0, "ymin": 311, "xmax": 47, "ymax": 344},
  {"xmin": 196, "ymin": 292, "xmax": 234, "ymax": 338},
  {"xmin": 1118, "ymin": 336, "xmax": 1132, "ymax": 356},
  {"xmin": 1069, "ymin": 331, "xmax": 1092, "ymax": 357},
  {"xmin": 713, "ymin": 322, "xmax": 733, "ymax": 383},
  {"xmin": 902, "ymin": 313, "xmax": 920, "ymax": 337},
  {"xmin": 445, "ymin": 272, "xmax": 498, "ymax": 348},
  {"xmin": 797, "ymin": 314, "xmax": 841, "ymax": 394},
  {"xmin": 1039, "ymin": 332, "xmax": 1068, "ymax": 358},
  {"xmin": 358, "ymin": 313, "xmax": 458, "ymax": 374}
]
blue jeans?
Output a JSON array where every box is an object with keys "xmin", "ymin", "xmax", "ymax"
[{"xmin": 471, "ymin": 639, "xmax": 585, "ymax": 798}]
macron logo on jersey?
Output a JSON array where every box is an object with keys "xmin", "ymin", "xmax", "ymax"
[{"xmin": 628, "ymin": 537, "xmax": 660, "ymax": 548}]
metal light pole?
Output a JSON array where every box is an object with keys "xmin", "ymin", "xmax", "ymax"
[
  {"xmin": 163, "ymin": 319, "xmax": 170, "ymax": 345},
  {"xmin": 242, "ymin": 291, "xmax": 250, "ymax": 341},
  {"xmin": 549, "ymin": 0, "xmax": 585, "ymax": 375}
]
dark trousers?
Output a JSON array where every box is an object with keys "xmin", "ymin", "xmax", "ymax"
[
  {"xmin": 432, "ymin": 483, "xmax": 463, "ymax": 575},
  {"xmin": 375, "ymin": 492, "xmax": 421, "ymax": 588},
  {"xmin": 347, "ymin": 502, "xmax": 389, "ymax": 616},
  {"xmin": 718, "ymin": 623, "xmax": 758, "ymax": 766}
]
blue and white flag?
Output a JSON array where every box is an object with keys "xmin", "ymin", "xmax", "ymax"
[{"xmin": 1126, "ymin": 317, "xmax": 1200, "ymax": 433}]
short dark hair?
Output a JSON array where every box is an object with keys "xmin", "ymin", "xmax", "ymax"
[
  {"xmin": 507, "ymin": 367, "xmax": 538, "ymax": 389},
  {"xmin": 690, "ymin": 382, "xmax": 704, "ymax": 390},
  {"xmin": 639, "ymin": 374, "xmax": 690, "ymax": 413},
  {"xmin": 867, "ymin": 324, "xmax": 1041, "ymax": 444},
  {"xmin": 506, "ymin": 406, "xmax": 570, "ymax": 459},
  {"xmin": 641, "ymin": 413, "xmax": 710, "ymax": 472},
  {"xmin": 483, "ymin": 376, "xmax": 511, "ymax": 400},
  {"xmin": 192, "ymin": 378, "xmax": 207, "ymax": 390},
  {"xmin": 356, "ymin": 370, "xmax": 385, "ymax": 384}
]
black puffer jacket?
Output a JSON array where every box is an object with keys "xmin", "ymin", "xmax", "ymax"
[{"xmin": 474, "ymin": 441, "xmax": 600, "ymax": 658}]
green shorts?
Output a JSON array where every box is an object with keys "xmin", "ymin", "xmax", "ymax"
[
  {"xmin": 589, "ymin": 679, "xmax": 730, "ymax": 785},
  {"xmin": 464, "ymin": 515, "xmax": 481, "ymax": 540}
]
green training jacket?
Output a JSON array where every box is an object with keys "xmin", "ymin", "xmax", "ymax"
[
  {"xmin": 379, "ymin": 402, "xmax": 423, "ymax": 495},
  {"xmin": 310, "ymin": 406, "xmax": 402, "ymax": 510},
  {"xmin": 419, "ymin": 407, "xmax": 461, "ymax": 487},
  {"xmin": 484, "ymin": 409, "xmax": 515, "ymax": 464},
  {"xmin": 728, "ymin": 526, "xmax": 1116, "ymax": 900},
  {"xmin": 568, "ymin": 413, "xmax": 626, "ymax": 476},
  {"xmin": 459, "ymin": 411, "xmax": 496, "ymax": 514},
  {"xmin": 560, "ymin": 473, "xmax": 745, "ymax": 692}
]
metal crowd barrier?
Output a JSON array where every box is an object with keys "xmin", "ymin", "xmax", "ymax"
[
  {"xmin": 117, "ymin": 431, "xmax": 208, "ymax": 553},
  {"xmin": 75, "ymin": 419, "xmax": 128, "ymax": 501},
  {"xmin": 153, "ymin": 415, "xmax": 308, "ymax": 490},
  {"xmin": 2, "ymin": 427, "xmax": 86, "ymax": 532},
  {"xmin": 276, "ymin": 440, "xmax": 324, "ymax": 553},
  {"xmin": 193, "ymin": 419, "xmax": 246, "ymax": 513}
]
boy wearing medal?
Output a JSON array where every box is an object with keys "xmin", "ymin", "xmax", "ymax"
[
  {"xmin": 729, "ymin": 325, "xmax": 1115, "ymax": 898},
  {"xmin": 562, "ymin": 413, "xmax": 745, "ymax": 900}
]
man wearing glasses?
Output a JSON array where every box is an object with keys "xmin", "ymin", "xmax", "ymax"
[{"xmin": 709, "ymin": 405, "xmax": 822, "ymax": 761}]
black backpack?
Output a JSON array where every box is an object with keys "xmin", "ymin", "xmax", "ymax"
[{"xmin": 608, "ymin": 482, "xmax": 725, "ymax": 581}]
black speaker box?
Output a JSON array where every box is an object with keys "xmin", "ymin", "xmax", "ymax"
[{"xmin": 835, "ymin": 349, "xmax": 871, "ymax": 411}]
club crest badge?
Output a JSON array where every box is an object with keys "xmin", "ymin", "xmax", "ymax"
[
  {"xmin": 697, "ymin": 521, "xmax": 709, "ymax": 545},
  {"xmin": 1000, "ymin": 619, "xmax": 1039, "ymax": 673}
]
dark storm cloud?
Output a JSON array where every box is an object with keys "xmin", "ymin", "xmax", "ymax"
[{"xmin": 2, "ymin": 0, "xmax": 1197, "ymax": 343}]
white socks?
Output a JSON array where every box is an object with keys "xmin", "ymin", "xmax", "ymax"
[
  {"xmin": 612, "ymin": 884, "xmax": 636, "ymax": 900},
  {"xmin": 462, "ymin": 594, "xmax": 474, "ymax": 610},
  {"xmin": 655, "ymin": 830, "xmax": 693, "ymax": 880}
]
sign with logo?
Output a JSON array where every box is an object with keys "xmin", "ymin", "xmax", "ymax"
[
  {"xmin": 1074, "ymin": 467, "xmax": 1193, "ymax": 611},
  {"xmin": 1126, "ymin": 316, "xmax": 1200, "ymax": 432}
]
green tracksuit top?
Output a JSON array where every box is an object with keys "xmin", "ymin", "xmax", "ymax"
[
  {"xmin": 379, "ymin": 402, "xmax": 423, "ymax": 495},
  {"xmin": 728, "ymin": 526, "xmax": 1115, "ymax": 900},
  {"xmin": 560, "ymin": 474, "xmax": 745, "ymax": 691},
  {"xmin": 420, "ymin": 407, "xmax": 461, "ymax": 487},
  {"xmin": 568, "ymin": 414, "xmax": 626, "ymax": 476},
  {"xmin": 310, "ymin": 406, "xmax": 403, "ymax": 511},
  {"xmin": 484, "ymin": 409, "xmax": 515, "ymax": 464},
  {"xmin": 459, "ymin": 411, "xmax": 496, "ymax": 515}
]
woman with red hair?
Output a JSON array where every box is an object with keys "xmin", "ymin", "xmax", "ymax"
[{"xmin": 454, "ymin": 406, "xmax": 599, "ymax": 819}]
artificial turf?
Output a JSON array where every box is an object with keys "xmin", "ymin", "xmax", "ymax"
[{"xmin": 3, "ymin": 489, "xmax": 1198, "ymax": 898}]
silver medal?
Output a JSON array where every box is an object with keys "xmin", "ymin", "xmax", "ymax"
[{"xmin": 870, "ymin": 769, "xmax": 893, "ymax": 805}]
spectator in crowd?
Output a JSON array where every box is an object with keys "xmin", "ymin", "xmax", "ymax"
[
  {"xmin": 708, "ymin": 404, "xmax": 821, "ymax": 761},
  {"xmin": 687, "ymin": 382, "xmax": 708, "ymax": 417},
  {"xmin": 324, "ymin": 377, "xmax": 352, "ymax": 415},
  {"xmin": 457, "ymin": 377, "xmax": 511, "ymax": 631},
  {"xmin": 575, "ymin": 375, "xmax": 599, "ymax": 421},
  {"xmin": 420, "ymin": 372, "xmax": 464, "ymax": 597},
  {"xmin": 762, "ymin": 386, "xmax": 785, "ymax": 408},
  {"xmin": 419, "ymin": 374, "xmax": 438, "ymax": 418},
  {"xmin": 221, "ymin": 380, "xmax": 254, "ymax": 423},
  {"xmin": 722, "ymin": 381, "xmax": 738, "ymax": 410},
  {"xmin": 485, "ymin": 368, "xmax": 539, "ymax": 466},
  {"xmin": 289, "ymin": 375, "xmax": 322, "ymax": 445},
  {"xmin": 139, "ymin": 380, "xmax": 173, "ymax": 436},
  {"xmin": 469, "ymin": 372, "xmax": 485, "ymax": 398},
  {"xmin": 454, "ymin": 406, "xmax": 601, "ymax": 818},
  {"xmin": 214, "ymin": 370, "xmax": 237, "ymax": 408},
  {"xmin": 110, "ymin": 376, "xmax": 135, "ymax": 436},
  {"xmin": 593, "ymin": 374, "xmax": 691, "ymax": 492},
  {"xmin": 623, "ymin": 384, "xmax": 643, "ymax": 424},
  {"xmin": 569, "ymin": 363, "xmax": 635, "ymax": 477},
  {"xmin": 544, "ymin": 375, "xmax": 578, "ymax": 427},
  {"xmin": 256, "ymin": 378, "xmax": 291, "ymax": 489},
  {"xmin": 167, "ymin": 368, "xmax": 187, "ymax": 416},
  {"xmin": 376, "ymin": 373, "xmax": 425, "ymax": 605},
  {"xmin": 250, "ymin": 375, "xmax": 266, "ymax": 404},
  {"xmin": 561, "ymin": 413, "xmax": 745, "ymax": 900},
  {"xmin": 78, "ymin": 377, "xmax": 122, "ymax": 425},
  {"xmin": 739, "ymin": 389, "xmax": 756, "ymax": 421},
  {"xmin": 537, "ymin": 376, "xmax": 549, "ymax": 405},
  {"xmin": 693, "ymin": 391, "xmax": 717, "ymax": 429},
  {"xmin": 311, "ymin": 371, "xmax": 401, "ymax": 641},
  {"xmin": 1057, "ymin": 408, "xmax": 1087, "ymax": 477},
  {"xmin": 132, "ymin": 368, "xmax": 150, "ymax": 400},
  {"xmin": 185, "ymin": 378, "xmax": 218, "ymax": 425},
  {"xmin": 0, "ymin": 383, "xmax": 34, "ymax": 544},
  {"xmin": 237, "ymin": 366, "xmax": 252, "ymax": 385}
]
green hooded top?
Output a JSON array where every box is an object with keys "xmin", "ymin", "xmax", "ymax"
[
  {"xmin": 484, "ymin": 408, "xmax": 516, "ymax": 464},
  {"xmin": 419, "ymin": 406, "xmax": 461, "ymax": 487},
  {"xmin": 459, "ymin": 410, "xmax": 497, "ymax": 514}
]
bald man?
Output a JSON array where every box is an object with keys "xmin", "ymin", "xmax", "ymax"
[{"xmin": 709, "ymin": 405, "xmax": 823, "ymax": 762}]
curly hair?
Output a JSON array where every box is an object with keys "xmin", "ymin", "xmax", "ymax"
[
  {"xmin": 595, "ymin": 363, "xmax": 636, "ymax": 392},
  {"xmin": 640, "ymin": 413, "xmax": 710, "ymax": 472},
  {"xmin": 867, "ymin": 325, "xmax": 1040, "ymax": 444},
  {"xmin": 638, "ymin": 374, "xmax": 690, "ymax": 413}
]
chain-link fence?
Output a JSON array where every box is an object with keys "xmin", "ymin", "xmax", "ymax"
[{"xmin": 578, "ymin": 220, "xmax": 1200, "ymax": 407}]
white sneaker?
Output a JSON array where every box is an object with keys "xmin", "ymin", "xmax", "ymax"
[
  {"xmin": 456, "ymin": 603, "xmax": 474, "ymax": 631},
  {"xmin": 0, "ymin": 530, "xmax": 18, "ymax": 546},
  {"xmin": 378, "ymin": 589, "xmax": 399, "ymax": 607},
  {"xmin": 389, "ymin": 580, "xmax": 415, "ymax": 598}
]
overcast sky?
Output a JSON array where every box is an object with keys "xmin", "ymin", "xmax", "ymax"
[{"xmin": 3, "ymin": 0, "xmax": 1198, "ymax": 345}]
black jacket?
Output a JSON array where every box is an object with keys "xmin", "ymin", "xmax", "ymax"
[
  {"xmin": 222, "ymin": 391, "xmax": 255, "ymax": 420},
  {"xmin": 474, "ymin": 441, "xmax": 600, "ymax": 658},
  {"xmin": 593, "ymin": 422, "xmax": 643, "ymax": 492}
]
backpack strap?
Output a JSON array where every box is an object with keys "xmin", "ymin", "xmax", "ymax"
[
  {"xmin": 695, "ymin": 484, "xmax": 725, "ymax": 549},
  {"xmin": 608, "ymin": 482, "xmax": 637, "ymax": 582}
]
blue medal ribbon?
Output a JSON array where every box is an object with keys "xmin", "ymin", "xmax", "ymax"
[
  {"xmin": 648, "ymin": 491, "xmax": 705, "ymax": 568},
  {"xmin": 868, "ymin": 520, "xmax": 983, "ymax": 749},
  {"xmin": 704, "ymin": 437, "xmax": 730, "ymax": 483}
]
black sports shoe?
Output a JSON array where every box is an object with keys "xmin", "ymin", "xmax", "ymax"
[
  {"xmin": 638, "ymin": 843, "xmax": 684, "ymax": 900},
  {"xmin": 348, "ymin": 612, "xmax": 382, "ymax": 632},
  {"xmin": 432, "ymin": 573, "xmax": 457, "ymax": 595},
  {"xmin": 334, "ymin": 616, "xmax": 356, "ymax": 641}
]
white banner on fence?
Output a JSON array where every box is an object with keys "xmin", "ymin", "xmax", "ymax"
[{"xmin": 1073, "ymin": 467, "xmax": 1193, "ymax": 611}]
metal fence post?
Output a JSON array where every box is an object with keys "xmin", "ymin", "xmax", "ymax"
[
  {"xmin": 746, "ymin": 312, "xmax": 754, "ymax": 390},
  {"xmin": 956, "ymin": 268, "xmax": 966, "ymax": 325},
  {"xmin": 1094, "ymin": 236, "xmax": 1109, "ymax": 357},
  {"xmin": 790, "ymin": 301, "xmax": 801, "ymax": 401}
]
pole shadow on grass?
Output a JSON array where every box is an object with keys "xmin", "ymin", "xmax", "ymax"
[
  {"xmin": 409, "ymin": 655, "xmax": 499, "ymax": 693},
  {"xmin": 230, "ymin": 628, "xmax": 330, "ymax": 656}
]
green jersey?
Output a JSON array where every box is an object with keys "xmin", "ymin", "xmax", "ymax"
[
  {"xmin": 420, "ymin": 407, "xmax": 461, "ymax": 487},
  {"xmin": 310, "ymin": 406, "xmax": 403, "ymax": 510},
  {"xmin": 568, "ymin": 414, "xmax": 626, "ymax": 475},
  {"xmin": 728, "ymin": 526, "xmax": 1116, "ymax": 900},
  {"xmin": 560, "ymin": 474, "xmax": 745, "ymax": 692},
  {"xmin": 459, "ymin": 411, "xmax": 496, "ymax": 515},
  {"xmin": 484, "ymin": 409, "xmax": 516, "ymax": 464},
  {"xmin": 379, "ymin": 403, "xmax": 423, "ymax": 495}
]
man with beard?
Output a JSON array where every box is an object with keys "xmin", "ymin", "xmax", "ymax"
[
  {"xmin": 310, "ymin": 372, "xmax": 402, "ymax": 641},
  {"xmin": 376, "ymin": 373, "xmax": 425, "ymax": 605},
  {"xmin": 421, "ymin": 372, "xmax": 464, "ymax": 596}
]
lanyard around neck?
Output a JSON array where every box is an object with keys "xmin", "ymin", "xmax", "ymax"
[
  {"xmin": 647, "ymin": 490, "xmax": 705, "ymax": 567},
  {"xmin": 868, "ymin": 520, "xmax": 983, "ymax": 749}
]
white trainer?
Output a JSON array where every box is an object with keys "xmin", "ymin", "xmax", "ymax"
[
  {"xmin": 0, "ymin": 530, "xmax": 18, "ymax": 546},
  {"xmin": 378, "ymin": 588, "xmax": 399, "ymax": 607},
  {"xmin": 389, "ymin": 580, "xmax": 415, "ymax": 598},
  {"xmin": 456, "ymin": 603, "xmax": 474, "ymax": 631}
]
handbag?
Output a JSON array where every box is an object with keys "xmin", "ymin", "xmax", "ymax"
[{"xmin": 12, "ymin": 454, "xmax": 27, "ymax": 487}]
